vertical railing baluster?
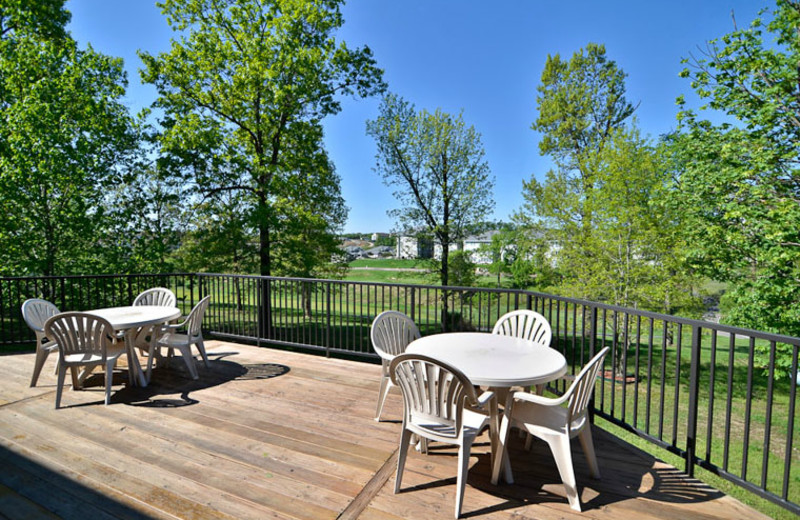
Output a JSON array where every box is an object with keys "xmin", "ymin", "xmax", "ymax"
[
  {"xmin": 706, "ymin": 330, "xmax": 718, "ymax": 463},
  {"xmin": 761, "ymin": 340, "xmax": 776, "ymax": 490},
  {"xmin": 783, "ymin": 344, "xmax": 798, "ymax": 501},
  {"xmin": 743, "ymin": 336, "xmax": 756, "ymax": 481},
  {"xmin": 724, "ymin": 333, "xmax": 735, "ymax": 472},
  {"xmin": 686, "ymin": 325, "xmax": 702, "ymax": 477}
]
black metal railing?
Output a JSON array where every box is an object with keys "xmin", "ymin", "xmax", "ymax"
[{"xmin": 1, "ymin": 272, "xmax": 797, "ymax": 515}]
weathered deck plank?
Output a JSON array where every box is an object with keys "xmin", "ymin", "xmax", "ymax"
[{"xmin": 0, "ymin": 341, "xmax": 770, "ymax": 520}]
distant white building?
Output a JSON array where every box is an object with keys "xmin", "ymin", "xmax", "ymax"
[
  {"xmin": 462, "ymin": 231, "xmax": 503, "ymax": 265},
  {"xmin": 396, "ymin": 235, "xmax": 433, "ymax": 259},
  {"xmin": 432, "ymin": 241, "xmax": 459, "ymax": 261},
  {"xmin": 371, "ymin": 232, "xmax": 389, "ymax": 241}
]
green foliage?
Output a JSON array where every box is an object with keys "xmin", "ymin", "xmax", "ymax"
[
  {"xmin": 0, "ymin": 0, "xmax": 70, "ymax": 41},
  {"xmin": 533, "ymin": 42, "xmax": 635, "ymax": 181},
  {"xmin": 673, "ymin": 0, "xmax": 800, "ymax": 375},
  {"xmin": 0, "ymin": 1, "xmax": 138, "ymax": 276},
  {"xmin": 366, "ymin": 93, "xmax": 494, "ymax": 287},
  {"xmin": 373, "ymin": 235, "xmax": 396, "ymax": 247},
  {"xmin": 518, "ymin": 44, "xmax": 702, "ymax": 367},
  {"xmin": 446, "ymin": 250, "xmax": 476, "ymax": 288},
  {"xmin": 142, "ymin": 0, "xmax": 384, "ymax": 277}
]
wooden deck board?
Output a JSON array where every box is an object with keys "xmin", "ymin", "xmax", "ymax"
[{"xmin": 0, "ymin": 341, "xmax": 770, "ymax": 520}]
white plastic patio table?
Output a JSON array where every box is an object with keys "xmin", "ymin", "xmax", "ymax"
[
  {"xmin": 406, "ymin": 332, "xmax": 567, "ymax": 483},
  {"xmin": 86, "ymin": 306, "xmax": 181, "ymax": 387}
]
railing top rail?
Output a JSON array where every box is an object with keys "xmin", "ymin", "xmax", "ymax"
[
  {"xmin": 0, "ymin": 273, "xmax": 188, "ymax": 281},
  {"xmin": 4, "ymin": 272, "xmax": 798, "ymax": 346},
  {"xmin": 195, "ymin": 272, "xmax": 800, "ymax": 345}
]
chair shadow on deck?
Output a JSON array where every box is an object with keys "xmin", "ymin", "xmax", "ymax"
[
  {"xmin": 409, "ymin": 429, "xmax": 726, "ymax": 518},
  {"xmin": 76, "ymin": 351, "xmax": 290, "ymax": 409}
]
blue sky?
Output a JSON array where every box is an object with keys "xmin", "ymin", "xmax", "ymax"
[{"xmin": 66, "ymin": 0, "xmax": 766, "ymax": 234}]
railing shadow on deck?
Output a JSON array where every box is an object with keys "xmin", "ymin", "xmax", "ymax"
[{"xmin": 0, "ymin": 443, "xmax": 159, "ymax": 519}]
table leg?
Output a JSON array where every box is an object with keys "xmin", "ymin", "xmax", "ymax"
[
  {"xmin": 124, "ymin": 329, "xmax": 148, "ymax": 387},
  {"xmin": 491, "ymin": 391, "xmax": 515, "ymax": 485}
]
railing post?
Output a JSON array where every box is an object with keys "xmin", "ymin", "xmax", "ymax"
[
  {"xmin": 325, "ymin": 281, "xmax": 332, "ymax": 358},
  {"xmin": 686, "ymin": 325, "xmax": 702, "ymax": 477},
  {"xmin": 410, "ymin": 286, "xmax": 416, "ymax": 323},
  {"xmin": 588, "ymin": 306, "xmax": 598, "ymax": 423}
]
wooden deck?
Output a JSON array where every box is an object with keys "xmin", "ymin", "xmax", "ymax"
[{"xmin": 0, "ymin": 340, "xmax": 766, "ymax": 520}]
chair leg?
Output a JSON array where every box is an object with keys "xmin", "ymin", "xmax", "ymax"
[
  {"xmin": 455, "ymin": 436, "xmax": 474, "ymax": 519},
  {"xmin": 195, "ymin": 338, "xmax": 209, "ymax": 368},
  {"xmin": 547, "ymin": 434, "xmax": 581, "ymax": 512},
  {"xmin": 375, "ymin": 374, "xmax": 391, "ymax": 421},
  {"xmin": 104, "ymin": 360, "xmax": 115, "ymax": 405},
  {"xmin": 145, "ymin": 334, "xmax": 157, "ymax": 382},
  {"xmin": 30, "ymin": 346, "xmax": 51, "ymax": 387},
  {"xmin": 55, "ymin": 363, "xmax": 66, "ymax": 409},
  {"xmin": 395, "ymin": 428, "xmax": 413, "ymax": 493},
  {"xmin": 177, "ymin": 346, "xmax": 199, "ymax": 379},
  {"xmin": 69, "ymin": 367, "xmax": 80, "ymax": 390},
  {"xmin": 577, "ymin": 425, "xmax": 601, "ymax": 479}
]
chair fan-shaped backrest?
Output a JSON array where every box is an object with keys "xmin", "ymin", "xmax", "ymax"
[
  {"xmin": 22, "ymin": 299, "xmax": 61, "ymax": 334},
  {"xmin": 186, "ymin": 296, "xmax": 211, "ymax": 338},
  {"xmin": 390, "ymin": 354, "xmax": 478, "ymax": 439},
  {"xmin": 133, "ymin": 287, "xmax": 177, "ymax": 307},
  {"xmin": 567, "ymin": 347, "xmax": 610, "ymax": 425},
  {"xmin": 492, "ymin": 310, "xmax": 552, "ymax": 348},
  {"xmin": 44, "ymin": 312, "xmax": 115, "ymax": 359},
  {"xmin": 370, "ymin": 311, "xmax": 421, "ymax": 359}
]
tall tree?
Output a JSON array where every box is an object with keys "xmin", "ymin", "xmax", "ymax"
[
  {"xmin": 140, "ymin": 0, "xmax": 384, "ymax": 277},
  {"xmin": 590, "ymin": 127, "xmax": 700, "ymax": 315},
  {"xmin": 517, "ymin": 43, "xmax": 635, "ymax": 299},
  {"xmin": 0, "ymin": 0, "xmax": 137, "ymax": 276},
  {"xmin": 673, "ymin": 0, "xmax": 800, "ymax": 375},
  {"xmin": 366, "ymin": 93, "xmax": 494, "ymax": 288}
]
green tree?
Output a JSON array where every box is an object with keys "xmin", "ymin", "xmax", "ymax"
[
  {"xmin": 141, "ymin": 0, "xmax": 384, "ymax": 278},
  {"xmin": 479, "ymin": 230, "xmax": 515, "ymax": 288},
  {"xmin": 0, "ymin": 1, "xmax": 137, "ymax": 276},
  {"xmin": 674, "ymin": 0, "xmax": 800, "ymax": 375},
  {"xmin": 518, "ymin": 43, "xmax": 636, "ymax": 299},
  {"xmin": 590, "ymin": 127, "xmax": 700, "ymax": 316},
  {"xmin": 366, "ymin": 93, "xmax": 495, "ymax": 288}
]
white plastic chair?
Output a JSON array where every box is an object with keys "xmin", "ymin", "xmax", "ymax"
[
  {"xmin": 390, "ymin": 353, "xmax": 496, "ymax": 519},
  {"xmin": 370, "ymin": 310, "xmax": 421, "ymax": 421},
  {"xmin": 132, "ymin": 287, "xmax": 177, "ymax": 354},
  {"xmin": 156, "ymin": 296, "xmax": 211, "ymax": 379},
  {"xmin": 21, "ymin": 299, "xmax": 61, "ymax": 387},
  {"xmin": 492, "ymin": 309, "xmax": 554, "ymax": 447},
  {"xmin": 491, "ymin": 347, "xmax": 610, "ymax": 512},
  {"xmin": 133, "ymin": 287, "xmax": 177, "ymax": 307},
  {"xmin": 44, "ymin": 312, "xmax": 125, "ymax": 408},
  {"xmin": 492, "ymin": 309, "xmax": 552, "ymax": 346}
]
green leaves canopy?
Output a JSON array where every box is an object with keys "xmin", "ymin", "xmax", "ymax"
[
  {"xmin": 366, "ymin": 93, "xmax": 494, "ymax": 286},
  {"xmin": 674, "ymin": 0, "xmax": 800, "ymax": 343},
  {"xmin": 141, "ymin": 0, "xmax": 384, "ymax": 276},
  {"xmin": 0, "ymin": 2, "xmax": 137, "ymax": 276}
]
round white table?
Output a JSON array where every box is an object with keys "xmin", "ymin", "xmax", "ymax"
[
  {"xmin": 407, "ymin": 332, "xmax": 567, "ymax": 484},
  {"xmin": 87, "ymin": 306, "xmax": 181, "ymax": 387},
  {"xmin": 406, "ymin": 332, "xmax": 567, "ymax": 387}
]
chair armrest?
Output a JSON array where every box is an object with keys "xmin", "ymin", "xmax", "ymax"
[
  {"xmin": 41, "ymin": 339, "xmax": 59, "ymax": 351},
  {"xmin": 161, "ymin": 317, "xmax": 189, "ymax": 332},
  {"xmin": 511, "ymin": 389, "xmax": 569, "ymax": 407},
  {"xmin": 475, "ymin": 390, "xmax": 495, "ymax": 408}
]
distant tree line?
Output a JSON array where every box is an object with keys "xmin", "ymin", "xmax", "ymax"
[{"xmin": 1, "ymin": 0, "xmax": 797, "ymax": 372}]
